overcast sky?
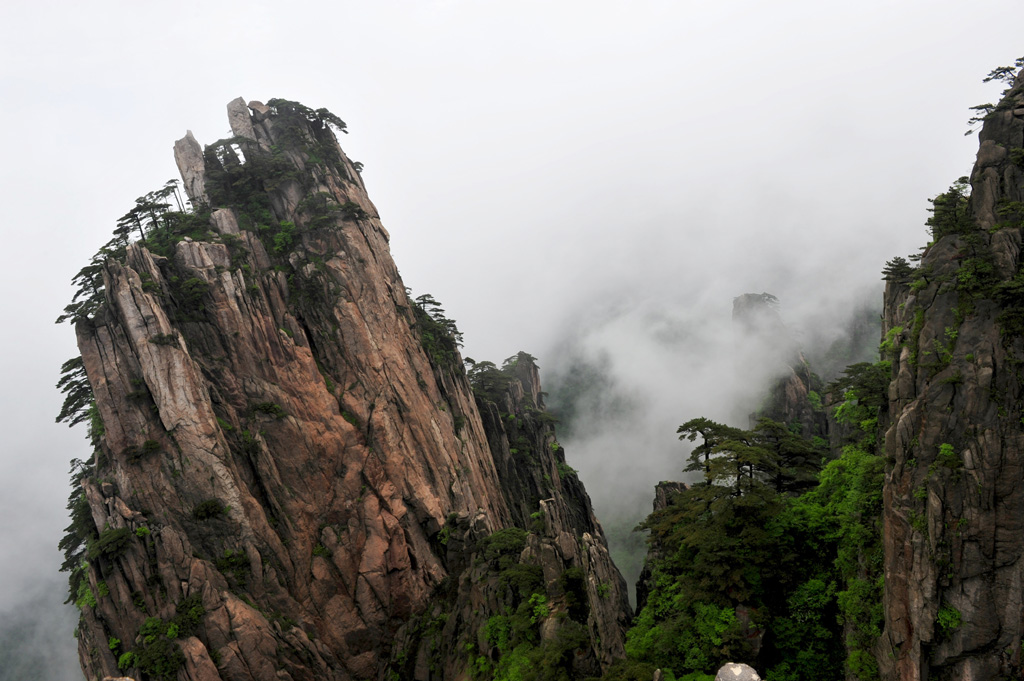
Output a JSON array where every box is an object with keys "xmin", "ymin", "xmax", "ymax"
[{"xmin": 1, "ymin": 2, "xmax": 1021, "ymax": 677}]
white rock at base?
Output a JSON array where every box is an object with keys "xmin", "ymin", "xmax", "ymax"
[{"xmin": 715, "ymin": 662, "xmax": 761, "ymax": 681}]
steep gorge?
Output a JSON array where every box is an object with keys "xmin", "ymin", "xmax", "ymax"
[
  {"xmin": 60, "ymin": 98, "xmax": 630, "ymax": 681},
  {"xmin": 617, "ymin": 63, "xmax": 1024, "ymax": 681}
]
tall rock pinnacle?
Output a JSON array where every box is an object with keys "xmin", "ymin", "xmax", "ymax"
[{"xmin": 63, "ymin": 99, "xmax": 630, "ymax": 681}]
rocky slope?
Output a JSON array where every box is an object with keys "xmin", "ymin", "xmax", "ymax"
[
  {"xmin": 879, "ymin": 67, "xmax": 1024, "ymax": 680},
  {"xmin": 387, "ymin": 354, "xmax": 630, "ymax": 680},
  {"xmin": 62, "ymin": 98, "xmax": 629, "ymax": 681}
]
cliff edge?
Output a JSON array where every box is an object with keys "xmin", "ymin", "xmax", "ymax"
[{"xmin": 880, "ymin": 67, "xmax": 1024, "ymax": 680}]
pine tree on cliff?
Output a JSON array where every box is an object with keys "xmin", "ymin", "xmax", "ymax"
[{"xmin": 677, "ymin": 417, "xmax": 743, "ymax": 483}]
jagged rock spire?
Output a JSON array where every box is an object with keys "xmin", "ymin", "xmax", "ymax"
[
  {"xmin": 69, "ymin": 99, "xmax": 630, "ymax": 681},
  {"xmin": 172, "ymin": 130, "xmax": 207, "ymax": 205}
]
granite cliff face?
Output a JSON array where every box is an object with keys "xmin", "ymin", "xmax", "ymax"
[
  {"xmin": 632, "ymin": 481, "xmax": 688, "ymax": 618},
  {"xmin": 387, "ymin": 355, "xmax": 630, "ymax": 680},
  {"xmin": 64, "ymin": 98, "xmax": 629, "ymax": 681},
  {"xmin": 879, "ymin": 68, "xmax": 1024, "ymax": 680}
]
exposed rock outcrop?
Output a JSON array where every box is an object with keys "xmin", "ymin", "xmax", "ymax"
[
  {"xmin": 879, "ymin": 68, "xmax": 1024, "ymax": 680},
  {"xmin": 173, "ymin": 131, "xmax": 208, "ymax": 206},
  {"xmin": 67, "ymin": 99, "xmax": 629, "ymax": 681},
  {"xmin": 633, "ymin": 481, "xmax": 687, "ymax": 615},
  {"xmin": 714, "ymin": 662, "xmax": 761, "ymax": 681}
]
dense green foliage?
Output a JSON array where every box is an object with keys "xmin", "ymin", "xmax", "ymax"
[
  {"xmin": 466, "ymin": 358, "xmax": 515, "ymax": 403},
  {"xmin": 410, "ymin": 291, "xmax": 465, "ymax": 373},
  {"xmin": 466, "ymin": 353, "xmax": 546, "ymax": 409},
  {"xmin": 87, "ymin": 527, "xmax": 133, "ymax": 561},
  {"xmin": 965, "ymin": 57, "xmax": 1024, "ymax": 134},
  {"xmin": 119, "ymin": 594, "xmax": 206, "ymax": 680},
  {"xmin": 830, "ymin": 361, "xmax": 889, "ymax": 449},
  {"xmin": 926, "ymin": 177, "xmax": 972, "ymax": 240},
  {"xmin": 192, "ymin": 499, "xmax": 227, "ymax": 520},
  {"xmin": 881, "ymin": 256, "xmax": 913, "ymax": 283},
  {"xmin": 626, "ymin": 361, "xmax": 888, "ymax": 680},
  {"xmin": 471, "ymin": 528, "xmax": 592, "ymax": 681}
]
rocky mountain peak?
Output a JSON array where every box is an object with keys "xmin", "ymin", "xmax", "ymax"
[{"xmin": 60, "ymin": 98, "xmax": 629, "ymax": 681}]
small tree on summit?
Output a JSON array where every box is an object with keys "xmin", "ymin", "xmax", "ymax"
[
  {"xmin": 409, "ymin": 291, "xmax": 464, "ymax": 373},
  {"xmin": 965, "ymin": 56, "xmax": 1024, "ymax": 135},
  {"xmin": 465, "ymin": 359, "xmax": 513, "ymax": 403},
  {"xmin": 983, "ymin": 59, "xmax": 1024, "ymax": 88}
]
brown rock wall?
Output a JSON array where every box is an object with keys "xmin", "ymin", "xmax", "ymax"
[{"xmin": 70, "ymin": 100, "xmax": 627, "ymax": 681}]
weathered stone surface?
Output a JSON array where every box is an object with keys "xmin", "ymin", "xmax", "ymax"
[
  {"xmin": 72, "ymin": 100, "xmax": 629, "ymax": 681},
  {"xmin": 210, "ymin": 208, "xmax": 239, "ymax": 235},
  {"xmin": 248, "ymin": 100, "xmax": 271, "ymax": 119},
  {"xmin": 879, "ymin": 67, "xmax": 1024, "ymax": 680},
  {"xmin": 715, "ymin": 662, "xmax": 761, "ymax": 681},
  {"xmin": 173, "ymin": 130, "xmax": 208, "ymax": 206},
  {"xmin": 226, "ymin": 97, "xmax": 257, "ymax": 142},
  {"xmin": 179, "ymin": 637, "xmax": 221, "ymax": 681}
]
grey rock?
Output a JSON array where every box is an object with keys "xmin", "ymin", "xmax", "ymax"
[
  {"xmin": 880, "ymin": 65, "xmax": 1024, "ymax": 680},
  {"xmin": 653, "ymin": 481, "xmax": 688, "ymax": 511},
  {"xmin": 248, "ymin": 100, "xmax": 271, "ymax": 119},
  {"xmin": 715, "ymin": 662, "xmax": 761, "ymax": 681},
  {"xmin": 210, "ymin": 208, "xmax": 239, "ymax": 235},
  {"xmin": 172, "ymin": 130, "xmax": 207, "ymax": 206},
  {"xmin": 226, "ymin": 96, "xmax": 256, "ymax": 141}
]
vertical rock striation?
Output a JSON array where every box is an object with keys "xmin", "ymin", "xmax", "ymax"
[
  {"xmin": 879, "ymin": 68, "xmax": 1024, "ymax": 680},
  {"xmin": 67, "ymin": 99, "xmax": 629, "ymax": 681},
  {"xmin": 388, "ymin": 353, "xmax": 631, "ymax": 680}
]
